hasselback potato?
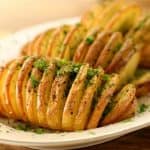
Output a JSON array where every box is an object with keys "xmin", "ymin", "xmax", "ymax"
[{"xmin": 0, "ymin": 56, "xmax": 137, "ymax": 131}]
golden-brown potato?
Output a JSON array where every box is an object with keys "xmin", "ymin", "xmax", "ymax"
[
  {"xmin": 49, "ymin": 25, "xmax": 71, "ymax": 58},
  {"xmin": 4, "ymin": 57, "xmax": 26, "ymax": 119},
  {"xmin": 95, "ymin": 32, "xmax": 123, "ymax": 68},
  {"xmin": 140, "ymin": 45, "xmax": 150, "ymax": 68},
  {"xmin": 16, "ymin": 56, "xmax": 36, "ymax": 121},
  {"xmin": 37, "ymin": 62, "xmax": 56, "ymax": 127},
  {"xmin": 87, "ymin": 73, "xmax": 119, "ymax": 129},
  {"xmin": 60, "ymin": 24, "xmax": 87, "ymax": 60},
  {"xmin": 0, "ymin": 61, "xmax": 15, "ymax": 117},
  {"xmin": 74, "ymin": 67, "xmax": 104, "ymax": 130},
  {"xmin": 106, "ymin": 39, "xmax": 134, "ymax": 73},
  {"xmin": 83, "ymin": 31, "xmax": 112, "ymax": 66},
  {"xmin": 105, "ymin": 3, "xmax": 141, "ymax": 34},
  {"xmin": 47, "ymin": 73, "xmax": 70, "ymax": 130},
  {"xmin": 73, "ymin": 27, "xmax": 100, "ymax": 62},
  {"xmin": 62, "ymin": 64, "xmax": 89, "ymax": 131},
  {"xmin": 117, "ymin": 98, "xmax": 137, "ymax": 121},
  {"xmin": 101, "ymin": 84, "xmax": 136, "ymax": 125},
  {"xmin": 94, "ymin": 0, "xmax": 123, "ymax": 28},
  {"xmin": 38, "ymin": 29, "xmax": 55, "ymax": 56},
  {"xmin": 26, "ymin": 68, "xmax": 43, "ymax": 125}
]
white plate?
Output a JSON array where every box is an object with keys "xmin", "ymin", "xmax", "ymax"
[{"xmin": 0, "ymin": 17, "xmax": 150, "ymax": 150}]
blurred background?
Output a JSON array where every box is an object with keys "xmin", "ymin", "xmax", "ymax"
[{"xmin": 0, "ymin": 0, "xmax": 149, "ymax": 37}]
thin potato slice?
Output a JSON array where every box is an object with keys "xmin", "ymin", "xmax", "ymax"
[
  {"xmin": 74, "ymin": 68, "xmax": 104, "ymax": 130},
  {"xmin": 60, "ymin": 24, "xmax": 87, "ymax": 60},
  {"xmin": 37, "ymin": 62, "xmax": 56, "ymax": 127},
  {"xmin": 32, "ymin": 33, "xmax": 46, "ymax": 56},
  {"xmin": 4, "ymin": 57, "xmax": 26, "ymax": 119},
  {"xmin": 38, "ymin": 29, "xmax": 55, "ymax": 57},
  {"xmin": 87, "ymin": 73, "xmax": 119, "ymax": 129},
  {"xmin": 136, "ymin": 82, "xmax": 150, "ymax": 97},
  {"xmin": 28, "ymin": 34, "xmax": 41, "ymax": 56},
  {"xmin": 47, "ymin": 73, "xmax": 70, "ymax": 130},
  {"xmin": 140, "ymin": 45, "xmax": 150, "ymax": 68},
  {"xmin": 0, "ymin": 61, "xmax": 14, "ymax": 117},
  {"xmin": 50, "ymin": 25, "xmax": 71, "ymax": 58},
  {"xmin": 105, "ymin": 4, "xmax": 141, "ymax": 34},
  {"xmin": 21, "ymin": 43, "xmax": 30, "ymax": 56},
  {"xmin": 26, "ymin": 68, "xmax": 43, "ymax": 125},
  {"xmin": 106, "ymin": 39, "xmax": 134, "ymax": 73},
  {"xmin": 132, "ymin": 69, "xmax": 150, "ymax": 97},
  {"xmin": 84, "ymin": 31, "xmax": 112, "ymax": 66},
  {"xmin": 117, "ymin": 98, "xmax": 137, "ymax": 121},
  {"xmin": 118, "ymin": 51, "xmax": 140, "ymax": 88},
  {"xmin": 59, "ymin": 26, "xmax": 76, "ymax": 58},
  {"xmin": 81, "ymin": 4, "xmax": 104, "ymax": 29},
  {"xmin": 101, "ymin": 84, "xmax": 136, "ymax": 125},
  {"xmin": 94, "ymin": 0, "xmax": 124, "ymax": 29},
  {"xmin": 95, "ymin": 32, "xmax": 123, "ymax": 68},
  {"xmin": 16, "ymin": 56, "xmax": 36, "ymax": 121},
  {"xmin": 62, "ymin": 64, "xmax": 89, "ymax": 131},
  {"xmin": 73, "ymin": 27, "xmax": 100, "ymax": 63}
]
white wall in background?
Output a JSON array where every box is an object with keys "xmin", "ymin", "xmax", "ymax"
[{"xmin": 0, "ymin": 0, "xmax": 98, "ymax": 31}]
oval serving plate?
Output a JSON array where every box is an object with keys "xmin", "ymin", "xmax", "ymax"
[{"xmin": 0, "ymin": 17, "xmax": 149, "ymax": 150}]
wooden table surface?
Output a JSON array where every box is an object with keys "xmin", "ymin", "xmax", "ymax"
[{"xmin": 0, "ymin": 0, "xmax": 149, "ymax": 150}]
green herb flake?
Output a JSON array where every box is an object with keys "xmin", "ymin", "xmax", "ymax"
[
  {"xmin": 86, "ymin": 36, "xmax": 94, "ymax": 45},
  {"xmin": 102, "ymin": 74, "xmax": 110, "ymax": 81},
  {"xmin": 138, "ymin": 104, "xmax": 149, "ymax": 114},
  {"xmin": 33, "ymin": 128, "xmax": 45, "ymax": 134},
  {"xmin": 113, "ymin": 43, "xmax": 122, "ymax": 53},
  {"xmin": 15, "ymin": 123, "xmax": 30, "ymax": 131},
  {"xmin": 87, "ymin": 68, "xmax": 99, "ymax": 78},
  {"xmin": 34, "ymin": 58, "xmax": 48, "ymax": 71},
  {"xmin": 134, "ymin": 15, "xmax": 150, "ymax": 32},
  {"xmin": 30, "ymin": 75, "xmax": 40, "ymax": 88}
]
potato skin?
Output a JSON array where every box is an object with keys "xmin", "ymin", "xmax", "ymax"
[
  {"xmin": 4, "ymin": 57, "xmax": 26, "ymax": 119},
  {"xmin": 73, "ymin": 27, "xmax": 99, "ymax": 63},
  {"xmin": 84, "ymin": 31, "xmax": 112, "ymax": 67},
  {"xmin": 117, "ymin": 98, "xmax": 137, "ymax": 122},
  {"xmin": 16, "ymin": 57, "xmax": 36, "ymax": 121},
  {"xmin": 87, "ymin": 73, "xmax": 119, "ymax": 129},
  {"xmin": 95, "ymin": 32, "xmax": 123, "ymax": 68},
  {"xmin": 37, "ymin": 62, "xmax": 56, "ymax": 127},
  {"xmin": 26, "ymin": 68, "xmax": 43, "ymax": 125},
  {"xmin": 105, "ymin": 4, "xmax": 141, "ymax": 34},
  {"xmin": 74, "ymin": 68, "xmax": 104, "ymax": 130},
  {"xmin": 62, "ymin": 64, "xmax": 89, "ymax": 131},
  {"xmin": 0, "ymin": 61, "xmax": 15, "ymax": 117},
  {"xmin": 47, "ymin": 74, "xmax": 70, "ymax": 130},
  {"xmin": 101, "ymin": 84, "xmax": 136, "ymax": 125}
]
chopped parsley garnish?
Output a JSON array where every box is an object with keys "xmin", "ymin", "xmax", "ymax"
[
  {"xmin": 87, "ymin": 68, "xmax": 99, "ymax": 78},
  {"xmin": 15, "ymin": 122, "xmax": 45, "ymax": 134},
  {"xmin": 56, "ymin": 59, "xmax": 69, "ymax": 68},
  {"xmin": 86, "ymin": 36, "xmax": 94, "ymax": 45},
  {"xmin": 102, "ymin": 74, "xmax": 110, "ymax": 81},
  {"xmin": 34, "ymin": 58, "xmax": 48, "ymax": 71},
  {"xmin": 113, "ymin": 42, "xmax": 122, "ymax": 53},
  {"xmin": 138, "ymin": 104, "xmax": 149, "ymax": 113},
  {"xmin": 134, "ymin": 15, "xmax": 150, "ymax": 32},
  {"xmin": 30, "ymin": 75, "xmax": 40, "ymax": 88},
  {"xmin": 15, "ymin": 123, "xmax": 30, "ymax": 131},
  {"xmin": 56, "ymin": 63, "xmax": 81, "ymax": 76},
  {"xmin": 34, "ymin": 128, "xmax": 45, "ymax": 134}
]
